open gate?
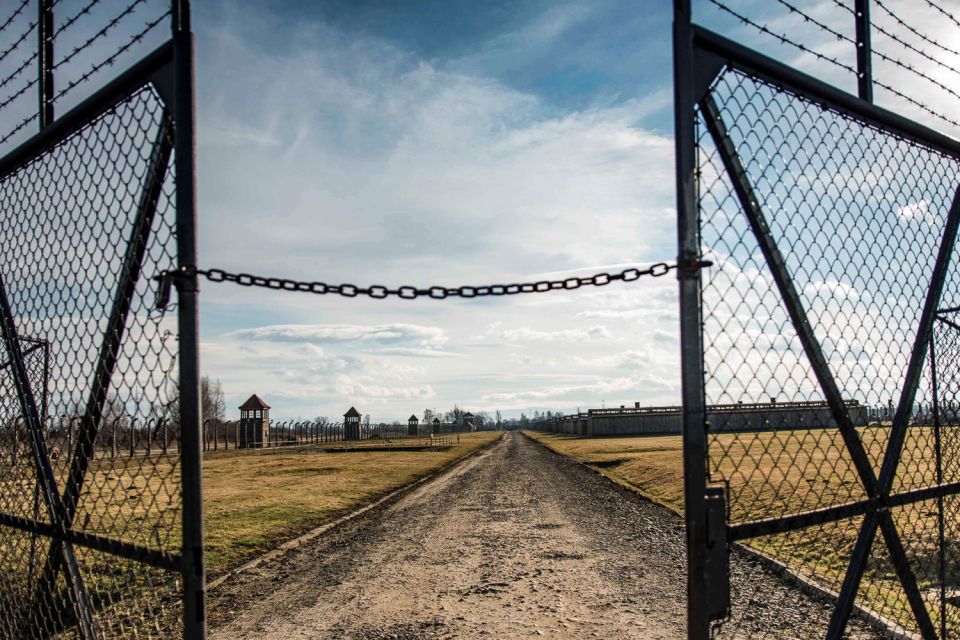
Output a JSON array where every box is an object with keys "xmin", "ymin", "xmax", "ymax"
[
  {"xmin": 0, "ymin": 1, "xmax": 204, "ymax": 638},
  {"xmin": 675, "ymin": 1, "xmax": 960, "ymax": 638}
]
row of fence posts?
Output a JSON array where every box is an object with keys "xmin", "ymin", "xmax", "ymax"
[
  {"xmin": 200, "ymin": 419, "xmax": 469, "ymax": 451},
  {"xmin": 2, "ymin": 416, "xmax": 179, "ymax": 464},
  {"xmin": 0, "ymin": 417, "xmax": 479, "ymax": 464}
]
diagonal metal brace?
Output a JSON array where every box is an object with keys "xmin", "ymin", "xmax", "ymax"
[
  {"xmin": 33, "ymin": 114, "xmax": 174, "ymax": 621},
  {"xmin": 699, "ymin": 93, "xmax": 942, "ymax": 639},
  {"xmin": 0, "ymin": 275, "xmax": 98, "ymax": 639},
  {"xmin": 830, "ymin": 184, "xmax": 960, "ymax": 639}
]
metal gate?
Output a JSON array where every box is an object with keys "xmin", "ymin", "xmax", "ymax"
[
  {"xmin": 676, "ymin": 1, "xmax": 960, "ymax": 638},
  {"xmin": 0, "ymin": 1, "xmax": 204, "ymax": 638}
]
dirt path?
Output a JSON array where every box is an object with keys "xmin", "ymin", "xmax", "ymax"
[{"xmin": 209, "ymin": 431, "xmax": 882, "ymax": 639}]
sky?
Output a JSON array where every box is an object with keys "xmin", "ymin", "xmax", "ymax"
[
  {"xmin": 172, "ymin": 0, "xmax": 960, "ymax": 422},
  {"xmin": 3, "ymin": 0, "xmax": 950, "ymax": 422},
  {"xmin": 190, "ymin": 0, "xmax": 680, "ymax": 421}
]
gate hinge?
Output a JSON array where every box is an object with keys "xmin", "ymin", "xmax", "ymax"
[{"xmin": 705, "ymin": 484, "xmax": 731, "ymax": 622}]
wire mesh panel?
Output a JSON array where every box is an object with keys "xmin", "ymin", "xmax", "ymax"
[
  {"xmin": 696, "ymin": 60, "xmax": 960, "ymax": 638},
  {"xmin": 0, "ymin": 2, "xmax": 200, "ymax": 639}
]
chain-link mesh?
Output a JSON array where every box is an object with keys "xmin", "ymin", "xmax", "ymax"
[
  {"xmin": 698, "ymin": 65, "xmax": 960, "ymax": 638},
  {"xmin": 0, "ymin": 73, "xmax": 181, "ymax": 640}
]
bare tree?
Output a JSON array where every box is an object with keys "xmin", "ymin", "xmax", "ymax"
[
  {"xmin": 200, "ymin": 376, "xmax": 226, "ymax": 423},
  {"xmin": 166, "ymin": 374, "xmax": 226, "ymax": 429}
]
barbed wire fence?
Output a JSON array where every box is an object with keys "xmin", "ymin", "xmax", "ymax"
[
  {"xmin": 678, "ymin": 1, "xmax": 960, "ymax": 639},
  {"xmin": 0, "ymin": 1, "xmax": 202, "ymax": 639},
  {"xmin": 702, "ymin": 0, "xmax": 960, "ymax": 133}
]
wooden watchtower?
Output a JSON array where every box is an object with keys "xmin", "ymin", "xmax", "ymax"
[
  {"xmin": 238, "ymin": 394, "xmax": 270, "ymax": 448},
  {"xmin": 344, "ymin": 406, "xmax": 361, "ymax": 440}
]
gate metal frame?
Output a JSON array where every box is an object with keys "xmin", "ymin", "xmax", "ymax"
[
  {"xmin": 0, "ymin": 1, "xmax": 205, "ymax": 638},
  {"xmin": 674, "ymin": 2, "xmax": 960, "ymax": 638}
]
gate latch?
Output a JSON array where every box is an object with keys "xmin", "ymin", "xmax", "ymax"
[{"xmin": 705, "ymin": 484, "xmax": 730, "ymax": 621}]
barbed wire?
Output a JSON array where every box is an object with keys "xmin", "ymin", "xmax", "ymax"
[
  {"xmin": 0, "ymin": 0, "xmax": 30, "ymax": 36},
  {"xmin": 777, "ymin": 0, "xmax": 960, "ymax": 102},
  {"xmin": 923, "ymin": 0, "xmax": 960, "ymax": 30},
  {"xmin": 53, "ymin": 8, "xmax": 169, "ymax": 103},
  {"xmin": 874, "ymin": 0, "xmax": 960, "ymax": 59},
  {"xmin": 0, "ymin": 47, "xmax": 38, "ymax": 92},
  {"xmin": 862, "ymin": 4, "xmax": 960, "ymax": 80},
  {"xmin": 54, "ymin": 0, "xmax": 149, "ymax": 71},
  {"xmin": 0, "ymin": 75, "xmax": 37, "ymax": 112},
  {"xmin": 54, "ymin": 0, "xmax": 103, "ymax": 39},
  {"xmin": 0, "ymin": 112, "xmax": 37, "ymax": 147},
  {"xmin": 776, "ymin": 0, "xmax": 851, "ymax": 44},
  {"xmin": 153, "ymin": 261, "xmax": 706, "ymax": 307},
  {"xmin": 706, "ymin": 0, "xmax": 857, "ymax": 76},
  {"xmin": 0, "ymin": 16, "xmax": 37, "ymax": 66},
  {"xmin": 873, "ymin": 79, "xmax": 960, "ymax": 130},
  {"xmin": 707, "ymin": 0, "xmax": 960, "ymax": 130}
]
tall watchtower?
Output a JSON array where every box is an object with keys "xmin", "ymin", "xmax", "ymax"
[
  {"xmin": 408, "ymin": 414, "xmax": 419, "ymax": 436},
  {"xmin": 238, "ymin": 394, "xmax": 270, "ymax": 448},
  {"xmin": 344, "ymin": 406, "xmax": 361, "ymax": 440},
  {"xmin": 432, "ymin": 417, "xmax": 441, "ymax": 434}
]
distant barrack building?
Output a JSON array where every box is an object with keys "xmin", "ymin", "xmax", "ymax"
[{"xmin": 540, "ymin": 400, "xmax": 870, "ymax": 436}]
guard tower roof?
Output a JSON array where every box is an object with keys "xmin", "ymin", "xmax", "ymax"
[{"xmin": 239, "ymin": 394, "xmax": 270, "ymax": 410}]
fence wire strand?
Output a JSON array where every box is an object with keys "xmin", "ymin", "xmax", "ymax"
[
  {"xmin": 53, "ymin": 0, "xmax": 102, "ymax": 39},
  {"xmin": 54, "ymin": 8, "xmax": 168, "ymax": 103},
  {"xmin": 870, "ymin": 0, "xmax": 960, "ymax": 65},
  {"xmin": 0, "ymin": 1, "xmax": 30, "ymax": 36},
  {"xmin": 923, "ymin": 0, "xmax": 960, "ymax": 30}
]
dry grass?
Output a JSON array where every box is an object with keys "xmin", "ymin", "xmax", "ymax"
[
  {"xmin": 0, "ymin": 431, "xmax": 502, "ymax": 610},
  {"xmin": 524, "ymin": 427, "xmax": 960, "ymax": 635},
  {"xmin": 202, "ymin": 431, "xmax": 502, "ymax": 573}
]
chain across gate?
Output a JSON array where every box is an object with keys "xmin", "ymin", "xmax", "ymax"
[
  {"xmin": 676, "ymin": 1, "xmax": 960, "ymax": 638},
  {"xmin": 0, "ymin": 2, "xmax": 203, "ymax": 639}
]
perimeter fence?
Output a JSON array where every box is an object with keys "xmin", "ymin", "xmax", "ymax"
[{"xmin": 676, "ymin": 1, "xmax": 960, "ymax": 639}]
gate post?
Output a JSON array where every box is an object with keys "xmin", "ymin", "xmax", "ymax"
[
  {"xmin": 674, "ymin": 1, "xmax": 710, "ymax": 638},
  {"xmin": 172, "ymin": 1, "xmax": 206, "ymax": 637}
]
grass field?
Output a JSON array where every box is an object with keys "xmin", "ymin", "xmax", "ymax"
[
  {"xmin": 0, "ymin": 431, "xmax": 502, "ymax": 636},
  {"xmin": 524, "ymin": 427, "xmax": 960, "ymax": 635},
  {"xmin": 202, "ymin": 431, "xmax": 502, "ymax": 573}
]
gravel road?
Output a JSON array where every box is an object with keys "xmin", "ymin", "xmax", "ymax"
[{"xmin": 209, "ymin": 431, "xmax": 883, "ymax": 639}]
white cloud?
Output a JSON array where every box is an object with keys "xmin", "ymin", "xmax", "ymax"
[
  {"xmin": 481, "ymin": 373, "xmax": 674, "ymax": 405},
  {"xmin": 373, "ymin": 347, "xmax": 463, "ymax": 358},
  {"xmin": 225, "ymin": 323, "xmax": 448, "ymax": 347},
  {"xmin": 803, "ymin": 279, "xmax": 861, "ymax": 301},
  {"xmin": 483, "ymin": 322, "xmax": 612, "ymax": 343},
  {"xmin": 898, "ymin": 200, "xmax": 930, "ymax": 221},
  {"xmin": 573, "ymin": 349, "xmax": 653, "ymax": 369}
]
